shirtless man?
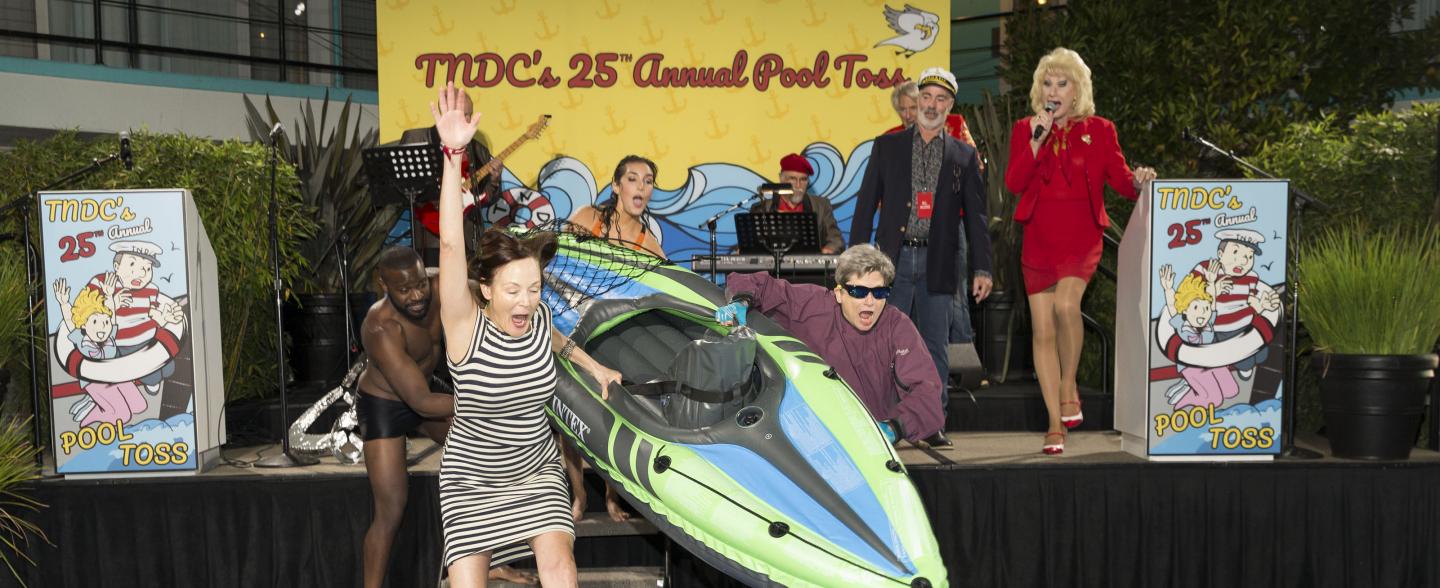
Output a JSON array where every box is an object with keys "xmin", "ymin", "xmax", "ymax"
[{"xmin": 358, "ymin": 246, "xmax": 536, "ymax": 587}]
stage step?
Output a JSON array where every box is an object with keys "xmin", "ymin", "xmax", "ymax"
[
  {"xmin": 946, "ymin": 380, "xmax": 1114, "ymax": 432},
  {"xmin": 576, "ymin": 512, "xmax": 659, "ymax": 537},
  {"xmin": 449, "ymin": 565, "xmax": 665, "ymax": 588}
]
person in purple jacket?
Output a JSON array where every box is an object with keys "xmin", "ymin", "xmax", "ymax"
[{"xmin": 715, "ymin": 244, "xmax": 946, "ymax": 445}]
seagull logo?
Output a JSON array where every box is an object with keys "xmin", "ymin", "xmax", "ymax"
[{"xmin": 875, "ymin": 4, "xmax": 940, "ymax": 58}]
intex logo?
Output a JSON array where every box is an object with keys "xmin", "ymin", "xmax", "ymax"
[{"xmin": 550, "ymin": 395, "xmax": 591, "ymax": 444}]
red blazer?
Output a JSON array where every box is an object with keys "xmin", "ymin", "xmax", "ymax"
[{"xmin": 1004, "ymin": 115, "xmax": 1137, "ymax": 228}]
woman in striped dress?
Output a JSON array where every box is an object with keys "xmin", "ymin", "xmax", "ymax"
[{"xmin": 431, "ymin": 83, "xmax": 623, "ymax": 587}]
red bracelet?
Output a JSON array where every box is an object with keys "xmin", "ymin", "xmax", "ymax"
[{"xmin": 441, "ymin": 145, "xmax": 465, "ymax": 157}]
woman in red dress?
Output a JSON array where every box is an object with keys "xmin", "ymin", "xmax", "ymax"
[{"xmin": 1004, "ymin": 48, "xmax": 1156, "ymax": 455}]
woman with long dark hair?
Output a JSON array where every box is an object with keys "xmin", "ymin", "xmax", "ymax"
[{"xmin": 569, "ymin": 155, "xmax": 667, "ymax": 259}]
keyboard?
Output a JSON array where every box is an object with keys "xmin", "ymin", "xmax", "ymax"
[{"xmin": 691, "ymin": 254, "xmax": 840, "ymax": 273}]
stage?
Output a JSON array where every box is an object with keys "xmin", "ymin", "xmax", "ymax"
[{"xmin": 7, "ymin": 432, "xmax": 1440, "ymax": 587}]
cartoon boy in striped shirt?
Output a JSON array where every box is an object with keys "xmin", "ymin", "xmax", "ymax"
[
  {"xmin": 1188, "ymin": 228, "xmax": 1282, "ymax": 380},
  {"xmin": 84, "ymin": 240, "xmax": 185, "ymax": 394}
]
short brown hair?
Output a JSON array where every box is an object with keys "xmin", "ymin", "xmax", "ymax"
[{"xmin": 470, "ymin": 228, "xmax": 558, "ymax": 302}]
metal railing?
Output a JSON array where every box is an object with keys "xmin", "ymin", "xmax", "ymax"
[
  {"xmin": 0, "ymin": 0, "xmax": 376, "ymax": 88},
  {"xmin": 1076, "ymin": 231, "xmax": 1123, "ymax": 395}
]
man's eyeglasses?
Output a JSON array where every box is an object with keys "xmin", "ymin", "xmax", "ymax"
[{"xmin": 840, "ymin": 284, "xmax": 892, "ymax": 300}]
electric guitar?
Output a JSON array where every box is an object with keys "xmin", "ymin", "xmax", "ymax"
[{"xmin": 417, "ymin": 114, "xmax": 552, "ymax": 235}]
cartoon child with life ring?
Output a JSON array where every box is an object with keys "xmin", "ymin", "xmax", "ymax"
[
  {"xmin": 52, "ymin": 277, "xmax": 148, "ymax": 427},
  {"xmin": 1159, "ymin": 265, "xmax": 1238, "ymax": 408}
]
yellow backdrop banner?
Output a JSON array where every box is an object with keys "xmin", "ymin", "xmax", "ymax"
[{"xmin": 377, "ymin": 0, "xmax": 951, "ymax": 258}]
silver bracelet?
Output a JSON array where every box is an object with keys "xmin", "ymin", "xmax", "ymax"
[{"xmin": 559, "ymin": 339, "xmax": 577, "ymax": 360}]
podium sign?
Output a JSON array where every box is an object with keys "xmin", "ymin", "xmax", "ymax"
[
  {"xmin": 39, "ymin": 189, "xmax": 225, "ymax": 476},
  {"xmin": 1116, "ymin": 180, "xmax": 1288, "ymax": 460}
]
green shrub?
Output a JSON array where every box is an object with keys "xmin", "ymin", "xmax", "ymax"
[
  {"xmin": 0, "ymin": 255, "xmax": 27, "ymax": 374},
  {"xmin": 0, "ymin": 131, "xmax": 316, "ymax": 401},
  {"xmin": 1253, "ymin": 104, "xmax": 1440, "ymax": 238},
  {"xmin": 999, "ymin": 0, "xmax": 1440, "ymax": 181}
]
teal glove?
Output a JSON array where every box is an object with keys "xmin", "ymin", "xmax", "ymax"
[
  {"xmin": 878, "ymin": 420, "xmax": 898, "ymax": 444},
  {"xmin": 714, "ymin": 301, "xmax": 748, "ymax": 327}
]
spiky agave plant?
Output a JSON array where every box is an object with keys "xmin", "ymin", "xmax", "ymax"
[
  {"xmin": 241, "ymin": 91, "xmax": 403, "ymax": 293},
  {"xmin": 960, "ymin": 90, "xmax": 1028, "ymax": 382}
]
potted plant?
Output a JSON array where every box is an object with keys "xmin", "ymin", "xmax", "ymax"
[
  {"xmin": 962, "ymin": 91, "xmax": 1031, "ymax": 382},
  {"xmin": 1299, "ymin": 225, "xmax": 1440, "ymax": 460},
  {"xmin": 243, "ymin": 93, "xmax": 403, "ymax": 387}
]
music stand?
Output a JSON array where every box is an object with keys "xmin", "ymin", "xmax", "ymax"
[
  {"xmin": 363, "ymin": 143, "xmax": 442, "ymax": 251},
  {"xmin": 734, "ymin": 212, "xmax": 820, "ymax": 276}
]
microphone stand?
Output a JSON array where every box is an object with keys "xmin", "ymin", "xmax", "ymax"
[
  {"xmin": 309, "ymin": 220, "xmax": 361, "ymax": 367},
  {"xmin": 0, "ymin": 147, "xmax": 124, "ymax": 468},
  {"xmin": 256, "ymin": 132, "xmax": 318, "ymax": 468},
  {"xmin": 336, "ymin": 223, "xmax": 359, "ymax": 366},
  {"xmin": 697, "ymin": 193, "xmax": 759, "ymax": 283},
  {"xmin": 1183, "ymin": 128, "xmax": 1327, "ymax": 460}
]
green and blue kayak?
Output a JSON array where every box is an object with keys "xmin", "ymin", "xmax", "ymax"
[{"xmin": 541, "ymin": 231, "xmax": 947, "ymax": 588}]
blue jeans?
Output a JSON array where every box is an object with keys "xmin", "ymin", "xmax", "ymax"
[
  {"xmin": 890, "ymin": 245, "xmax": 952, "ymax": 412},
  {"xmin": 949, "ymin": 284, "xmax": 974, "ymax": 343},
  {"xmin": 948, "ymin": 221, "xmax": 975, "ymax": 344}
]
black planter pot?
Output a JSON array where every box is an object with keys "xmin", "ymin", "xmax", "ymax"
[
  {"xmin": 978, "ymin": 290, "xmax": 1032, "ymax": 381},
  {"xmin": 286, "ymin": 293, "xmax": 353, "ymax": 388},
  {"xmin": 1317, "ymin": 352, "xmax": 1438, "ymax": 460}
]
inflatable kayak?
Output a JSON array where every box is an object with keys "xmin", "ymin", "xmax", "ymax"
[{"xmin": 539, "ymin": 228, "xmax": 947, "ymax": 587}]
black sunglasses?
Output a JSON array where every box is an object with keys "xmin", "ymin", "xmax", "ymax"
[{"xmin": 840, "ymin": 284, "xmax": 892, "ymax": 300}]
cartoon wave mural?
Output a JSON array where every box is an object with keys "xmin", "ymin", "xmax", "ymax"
[{"xmin": 389, "ymin": 141, "xmax": 877, "ymax": 262}]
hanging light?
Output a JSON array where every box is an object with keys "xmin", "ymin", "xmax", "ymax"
[{"xmin": 294, "ymin": 2, "xmax": 306, "ymax": 16}]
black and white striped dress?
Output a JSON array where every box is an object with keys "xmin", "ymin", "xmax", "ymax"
[{"xmin": 441, "ymin": 303, "xmax": 574, "ymax": 568}]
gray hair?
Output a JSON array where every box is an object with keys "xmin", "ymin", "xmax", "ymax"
[
  {"xmin": 835, "ymin": 244, "xmax": 895, "ymax": 285},
  {"xmin": 890, "ymin": 80, "xmax": 919, "ymax": 112}
]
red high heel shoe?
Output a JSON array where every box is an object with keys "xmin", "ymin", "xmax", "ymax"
[
  {"xmin": 1042, "ymin": 430, "xmax": 1066, "ymax": 456},
  {"xmin": 1060, "ymin": 399, "xmax": 1084, "ymax": 429}
]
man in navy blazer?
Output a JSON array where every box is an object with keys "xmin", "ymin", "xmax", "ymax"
[{"xmin": 849, "ymin": 67, "xmax": 993, "ymax": 447}]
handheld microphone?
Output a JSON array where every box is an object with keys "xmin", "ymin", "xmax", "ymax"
[
  {"xmin": 1031, "ymin": 102, "xmax": 1058, "ymax": 141},
  {"xmin": 119, "ymin": 131, "xmax": 133, "ymax": 170}
]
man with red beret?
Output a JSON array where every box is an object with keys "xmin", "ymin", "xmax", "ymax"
[{"xmin": 751, "ymin": 152, "xmax": 844, "ymax": 254}]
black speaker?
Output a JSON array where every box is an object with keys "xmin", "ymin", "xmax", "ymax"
[{"xmin": 947, "ymin": 342, "xmax": 985, "ymax": 390}]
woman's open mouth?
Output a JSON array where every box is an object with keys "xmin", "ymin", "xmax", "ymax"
[{"xmin": 510, "ymin": 313, "xmax": 529, "ymax": 332}]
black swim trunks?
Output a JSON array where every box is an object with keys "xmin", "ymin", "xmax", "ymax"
[{"xmin": 357, "ymin": 392, "xmax": 424, "ymax": 441}]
